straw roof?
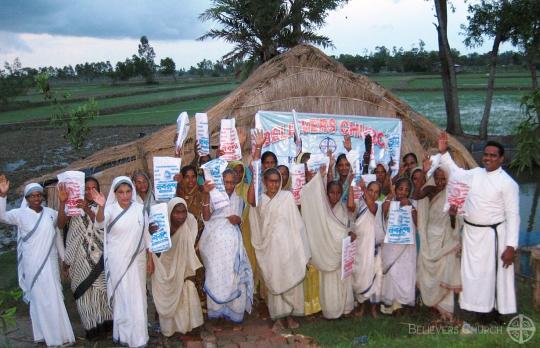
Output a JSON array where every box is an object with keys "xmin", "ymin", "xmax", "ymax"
[{"xmin": 28, "ymin": 44, "xmax": 476, "ymax": 198}]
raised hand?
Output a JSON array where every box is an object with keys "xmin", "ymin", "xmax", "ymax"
[
  {"xmin": 253, "ymin": 129, "xmax": 266, "ymax": 148},
  {"xmin": 438, "ymin": 132, "xmax": 448, "ymax": 154},
  {"xmin": 343, "ymin": 135, "xmax": 352, "ymax": 152},
  {"xmin": 319, "ymin": 164, "xmax": 327, "ymax": 177},
  {"xmin": 90, "ymin": 188, "xmax": 106, "ymax": 207},
  {"xmin": 357, "ymin": 178, "xmax": 367, "ymax": 191},
  {"xmin": 75, "ymin": 199, "xmax": 88, "ymax": 210},
  {"xmin": 149, "ymin": 222, "xmax": 159, "ymax": 235},
  {"xmin": 327, "ymin": 150, "xmax": 335, "ymax": 168},
  {"xmin": 57, "ymin": 183, "xmax": 69, "ymax": 203},
  {"xmin": 173, "ymin": 173, "xmax": 183, "ymax": 183},
  {"xmin": 422, "ymin": 154, "xmax": 432, "ymax": 173},
  {"xmin": 202, "ymin": 180, "xmax": 216, "ymax": 193},
  {"xmin": 0, "ymin": 175, "xmax": 10, "ymax": 197},
  {"xmin": 400, "ymin": 198, "xmax": 411, "ymax": 207}
]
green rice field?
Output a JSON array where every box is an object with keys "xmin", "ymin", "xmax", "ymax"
[{"xmin": 1, "ymin": 73, "xmax": 537, "ymax": 135}]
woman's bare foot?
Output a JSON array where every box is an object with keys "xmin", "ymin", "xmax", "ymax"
[
  {"xmin": 370, "ymin": 304, "xmax": 378, "ymax": 319},
  {"xmin": 232, "ymin": 324, "xmax": 243, "ymax": 332},
  {"xmin": 286, "ymin": 316, "xmax": 300, "ymax": 329},
  {"xmin": 271, "ymin": 319, "xmax": 285, "ymax": 334},
  {"xmin": 354, "ymin": 303, "xmax": 365, "ymax": 317}
]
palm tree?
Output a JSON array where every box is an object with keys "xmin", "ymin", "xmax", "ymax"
[{"xmin": 199, "ymin": 0, "xmax": 347, "ymax": 73}]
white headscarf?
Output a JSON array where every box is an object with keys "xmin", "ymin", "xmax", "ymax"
[
  {"xmin": 106, "ymin": 176, "xmax": 137, "ymax": 207},
  {"xmin": 21, "ymin": 183, "xmax": 44, "ymax": 208}
]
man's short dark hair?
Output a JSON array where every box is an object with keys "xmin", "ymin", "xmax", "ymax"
[{"xmin": 485, "ymin": 141, "xmax": 505, "ymax": 157}]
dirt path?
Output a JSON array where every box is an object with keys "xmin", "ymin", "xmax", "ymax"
[{"xmin": 5, "ymin": 294, "xmax": 317, "ymax": 347}]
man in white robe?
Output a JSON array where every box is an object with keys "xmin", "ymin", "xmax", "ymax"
[
  {"xmin": 0, "ymin": 178, "xmax": 75, "ymax": 347},
  {"xmin": 438, "ymin": 133, "xmax": 519, "ymax": 315}
]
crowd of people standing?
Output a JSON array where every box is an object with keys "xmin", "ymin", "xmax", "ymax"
[{"xmin": 0, "ymin": 127, "xmax": 520, "ymax": 347}]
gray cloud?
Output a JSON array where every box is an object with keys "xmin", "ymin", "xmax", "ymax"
[
  {"xmin": 0, "ymin": 0, "xmax": 212, "ymax": 40},
  {"xmin": 0, "ymin": 31, "xmax": 32, "ymax": 54}
]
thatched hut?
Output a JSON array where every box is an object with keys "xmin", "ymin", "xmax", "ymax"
[{"xmin": 27, "ymin": 44, "xmax": 476, "ymax": 202}]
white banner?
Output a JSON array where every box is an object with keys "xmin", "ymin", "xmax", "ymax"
[
  {"xmin": 176, "ymin": 111, "xmax": 190, "ymax": 153},
  {"xmin": 153, "ymin": 157, "xmax": 181, "ymax": 201},
  {"xmin": 57, "ymin": 170, "xmax": 85, "ymax": 216},
  {"xmin": 201, "ymin": 158, "xmax": 230, "ymax": 210},
  {"xmin": 196, "ymin": 112, "xmax": 210, "ymax": 156},
  {"xmin": 219, "ymin": 118, "xmax": 242, "ymax": 161},
  {"xmin": 384, "ymin": 201, "xmax": 414, "ymax": 244},
  {"xmin": 341, "ymin": 236, "xmax": 357, "ymax": 280},
  {"xmin": 150, "ymin": 203, "xmax": 172, "ymax": 253},
  {"xmin": 290, "ymin": 163, "xmax": 306, "ymax": 206},
  {"xmin": 255, "ymin": 111, "xmax": 402, "ymax": 173}
]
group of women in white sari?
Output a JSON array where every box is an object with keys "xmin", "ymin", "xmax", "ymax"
[{"xmin": 0, "ymin": 129, "xmax": 463, "ymax": 347}]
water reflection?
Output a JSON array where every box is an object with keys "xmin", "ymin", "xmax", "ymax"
[{"xmin": 512, "ymin": 168, "xmax": 540, "ymax": 278}]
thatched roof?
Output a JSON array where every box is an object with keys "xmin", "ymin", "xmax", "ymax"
[{"xmin": 28, "ymin": 44, "xmax": 476, "ymax": 197}]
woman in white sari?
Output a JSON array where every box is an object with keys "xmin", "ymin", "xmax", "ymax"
[
  {"xmin": 300, "ymin": 168, "xmax": 355, "ymax": 319},
  {"xmin": 95, "ymin": 176, "xmax": 150, "ymax": 347},
  {"xmin": 0, "ymin": 177, "xmax": 75, "ymax": 347},
  {"xmin": 149, "ymin": 197, "xmax": 204, "ymax": 337},
  {"xmin": 248, "ymin": 165, "xmax": 310, "ymax": 332},
  {"xmin": 417, "ymin": 168, "xmax": 461, "ymax": 320},
  {"xmin": 348, "ymin": 179, "xmax": 384, "ymax": 318},
  {"xmin": 199, "ymin": 169, "xmax": 253, "ymax": 324},
  {"xmin": 380, "ymin": 177, "xmax": 418, "ymax": 314}
]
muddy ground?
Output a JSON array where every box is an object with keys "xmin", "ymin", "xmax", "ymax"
[{"xmin": 0, "ymin": 125, "xmax": 164, "ymax": 250}]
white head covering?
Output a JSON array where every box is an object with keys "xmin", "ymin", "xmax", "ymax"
[
  {"xmin": 106, "ymin": 176, "xmax": 137, "ymax": 207},
  {"xmin": 167, "ymin": 197, "xmax": 188, "ymax": 219},
  {"xmin": 21, "ymin": 183, "xmax": 44, "ymax": 208}
]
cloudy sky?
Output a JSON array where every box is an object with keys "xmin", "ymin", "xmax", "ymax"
[{"xmin": 0, "ymin": 0, "xmax": 515, "ymax": 70}]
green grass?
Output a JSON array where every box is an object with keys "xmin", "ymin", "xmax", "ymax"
[
  {"xmin": 369, "ymin": 73, "xmax": 539, "ymax": 90},
  {"xmin": 88, "ymin": 94, "xmax": 227, "ymax": 126},
  {"xmin": 298, "ymin": 281, "xmax": 540, "ymax": 347},
  {"xmin": 15, "ymin": 80, "xmax": 233, "ymax": 103},
  {"xmin": 0, "ymin": 83, "xmax": 237, "ymax": 125},
  {"xmin": 0, "ymin": 251, "xmax": 17, "ymax": 291}
]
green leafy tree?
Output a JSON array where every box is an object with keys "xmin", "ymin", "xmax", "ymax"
[
  {"xmin": 509, "ymin": 0, "xmax": 540, "ymax": 122},
  {"xmin": 160, "ymin": 57, "xmax": 176, "ymax": 80},
  {"xmin": 138, "ymin": 36, "xmax": 156, "ymax": 83},
  {"xmin": 0, "ymin": 58, "xmax": 32, "ymax": 105},
  {"xmin": 35, "ymin": 73, "xmax": 98, "ymax": 150},
  {"xmin": 510, "ymin": 89, "xmax": 540, "ymax": 173},
  {"xmin": 199, "ymin": 0, "xmax": 347, "ymax": 75}
]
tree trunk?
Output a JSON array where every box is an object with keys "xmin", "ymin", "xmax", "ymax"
[
  {"xmin": 479, "ymin": 34, "xmax": 502, "ymax": 140},
  {"xmin": 434, "ymin": 0, "xmax": 463, "ymax": 136},
  {"xmin": 526, "ymin": 53, "xmax": 540, "ymax": 123}
]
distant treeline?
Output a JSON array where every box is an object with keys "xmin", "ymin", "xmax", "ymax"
[
  {"xmin": 332, "ymin": 41, "xmax": 534, "ymax": 74},
  {"xmin": 5, "ymin": 57, "xmax": 239, "ymax": 82}
]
